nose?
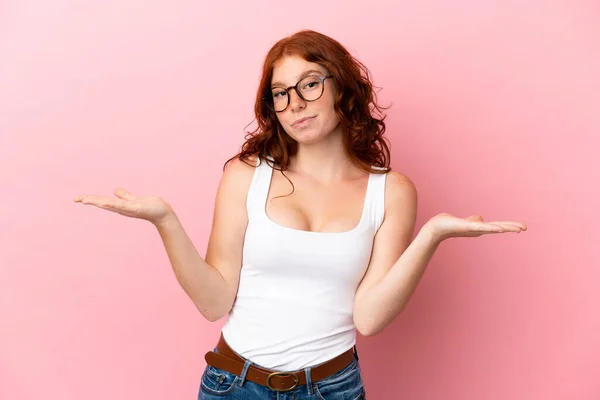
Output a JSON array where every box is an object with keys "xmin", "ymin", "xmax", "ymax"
[{"xmin": 288, "ymin": 88, "xmax": 305, "ymax": 112}]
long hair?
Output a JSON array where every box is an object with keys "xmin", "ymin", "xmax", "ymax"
[{"xmin": 225, "ymin": 30, "xmax": 391, "ymax": 176}]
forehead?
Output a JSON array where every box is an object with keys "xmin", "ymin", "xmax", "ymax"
[{"xmin": 271, "ymin": 55, "xmax": 326, "ymax": 86}]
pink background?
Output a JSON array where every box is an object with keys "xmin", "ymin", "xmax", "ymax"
[{"xmin": 1, "ymin": 1, "xmax": 599, "ymax": 399}]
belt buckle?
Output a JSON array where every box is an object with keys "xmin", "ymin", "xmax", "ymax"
[{"xmin": 266, "ymin": 371, "xmax": 299, "ymax": 392}]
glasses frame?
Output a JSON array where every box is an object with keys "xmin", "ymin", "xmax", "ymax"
[{"xmin": 262, "ymin": 74, "xmax": 333, "ymax": 113}]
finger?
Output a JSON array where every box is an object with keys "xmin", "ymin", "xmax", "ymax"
[
  {"xmin": 74, "ymin": 194, "xmax": 100, "ymax": 203},
  {"xmin": 75, "ymin": 195, "xmax": 115, "ymax": 207},
  {"xmin": 501, "ymin": 222, "xmax": 527, "ymax": 231},
  {"xmin": 488, "ymin": 222, "xmax": 526, "ymax": 232},
  {"xmin": 74, "ymin": 194, "xmax": 111, "ymax": 203},
  {"xmin": 114, "ymin": 188, "xmax": 136, "ymax": 200},
  {"xmin": 75, "ymin": 195, "xmax": 125, "ymax": 210},
  {"xmin": 471, "ymin": 222, "xmax": 505, "ymax": 233}
]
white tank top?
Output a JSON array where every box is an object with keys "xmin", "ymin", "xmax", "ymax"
[{"xmin": 221, "ymin": 156, "xmax": 387, "ymax": 371}]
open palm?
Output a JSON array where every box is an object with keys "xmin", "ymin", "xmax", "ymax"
[
  {"xmin": 428, "ymin": 213, "xmax": 527, "ymax": 241},
  {"xmin": 73, "ymin": 188, "xmax": 173, "ymax": 225}
]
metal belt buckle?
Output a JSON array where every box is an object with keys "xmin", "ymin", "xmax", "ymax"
[{"xmin": 266, "ymin": 371, "xmax": 299, "ymax": 392}]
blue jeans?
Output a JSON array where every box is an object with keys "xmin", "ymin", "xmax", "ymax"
[{"xmin": 198, "ymin": 349, "xmax": 366, "ymax": 399}]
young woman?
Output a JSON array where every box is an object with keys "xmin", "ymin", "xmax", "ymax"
[{"xmin": 74, "ymin": 30, "xmax": 526, "ymax": 399}]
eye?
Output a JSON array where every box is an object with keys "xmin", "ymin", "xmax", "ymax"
[
  {"xmin": 272, "ymin": 90, "xmax": 287, "ymax": 98},
  {"xmin": 302, "ymin": 77, "xmax": 321, "ymax": 90}
]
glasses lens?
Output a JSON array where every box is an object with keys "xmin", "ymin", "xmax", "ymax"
[
  {"xmin": 266, "ymin": 76, "xmax": 326, "ymax": 112},
  {"xmin": 298, "ymin": 76, "xmax": 324, "ymax": 101},
  {"xmin": 268, "ymin": 88, "xmax": 288, "ymax": 112}
]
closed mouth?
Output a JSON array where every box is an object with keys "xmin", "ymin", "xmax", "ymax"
[{"xmin": 292, "ymin": 116, "xmax": 315, "ymax": 126}]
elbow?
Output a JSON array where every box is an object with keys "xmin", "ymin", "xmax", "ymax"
[
  {"xmin": 193, "ymin": 292, "xmax": 235, "ymax": 322},
  {"xmin": 354, "ymin": 305, "xmax": 377, "ymax": 337},
  {"xmin": 354, "ymin": 313, "xmax": 382, "ymax": 337},
  {"xmin": 194, "ymin": 303, "xmax": 228, "ymax": 322},
  {"xmin": 204, "ymin": 312, "xmax": 223, "ymax": 323},
  {"xmin": 355, "ymin": 321, "xmax": 382, "ymax": 337},
  {"xmin": 356, "ymin": 326, "xmax": 375, "ymax": 337},
  {"xmin": 354, "ymin": 304, "xmax": 408, "ymax": 337}
]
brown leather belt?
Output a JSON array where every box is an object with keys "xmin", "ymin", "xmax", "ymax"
[{"xmin": 204, "ymin": 334, "xmax": 356, "ymax": 392}]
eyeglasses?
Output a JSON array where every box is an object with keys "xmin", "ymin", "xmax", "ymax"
[{"xmin": 262, "ymin": 75, "xmax": 333, "ymax": 113}]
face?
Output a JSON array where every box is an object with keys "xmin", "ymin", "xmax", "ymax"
[{"xmin": 269, "ymin": 55, "xmax": 340, "ymax": 144}]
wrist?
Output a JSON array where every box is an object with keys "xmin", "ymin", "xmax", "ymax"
[
  {"xmin": 420, "ymin": 220, "xmax": 445, "ymax": 245},
  {"xmin": 153, "ymin": 210, "xmax": 179, "ymax": 231}
]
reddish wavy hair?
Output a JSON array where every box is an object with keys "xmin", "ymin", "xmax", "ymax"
[{"xmin": 226, "ymin": 30, "xmax": 391, "ymax": 175}]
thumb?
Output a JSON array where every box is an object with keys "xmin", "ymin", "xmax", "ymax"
[
  {"xmin": 465, "ymin": 215, "xmax": 483, "ymax": 222},
  {"xmin": 114, "ymin": 188, "xmax": 136, "ymax": 200}
]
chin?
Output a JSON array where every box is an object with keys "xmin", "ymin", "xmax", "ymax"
[{"xmin": 289, "ymin": 128, "xmax": 327, "ymax": 144}]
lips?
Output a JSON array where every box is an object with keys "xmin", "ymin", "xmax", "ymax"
[{"xmin": 292, "ymin": 116, "xmax": 315, "ymax": 127}]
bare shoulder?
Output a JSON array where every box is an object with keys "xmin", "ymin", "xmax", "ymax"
[
  {"xmin": 223, "ymin": 154, "xmax": 259, "ymax": 176},
  {"xmin": 384, "ymin": 171, "xmax": 418, "ymax": 214},
  {"xmin": 219, "ymin": 154, "xmax": 259, "ymax": 196}
]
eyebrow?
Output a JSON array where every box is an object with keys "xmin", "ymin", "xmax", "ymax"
[{"xmin": 271, "ymin": 69, "xmax": 325, "ymax": 88}]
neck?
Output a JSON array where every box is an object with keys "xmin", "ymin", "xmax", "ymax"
[{"xmin": 287, "ymin": 127, "xmax": 358, "ymax": 182}]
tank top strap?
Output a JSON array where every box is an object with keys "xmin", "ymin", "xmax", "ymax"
[
  {"xmin": 363, "ymin": 167, "xmax": 388, "ymax": 233},
  {"xmin": 246, "ymin": 155, "xmax": 275, "ymax": 218}
]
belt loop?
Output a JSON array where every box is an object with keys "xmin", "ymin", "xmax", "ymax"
[
  {"xmin": 237, "ymin": 359, "xmax": 252, "ymax": 387},
  {"xmin": 353, "ymin": 345, "xmax": 359, "ymax": 361},
  {"xmin": 304, "ymin": 367, "xmax": 313, "ymax": 395}
]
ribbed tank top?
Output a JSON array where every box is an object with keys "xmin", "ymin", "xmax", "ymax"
[{"xmin": 221, "ymin": 156, "xmax": 387, "ymax": 371}]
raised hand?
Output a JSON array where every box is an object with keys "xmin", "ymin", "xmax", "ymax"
[
  {"xmin": 73, "ymin": 188, "xmax": 174, "ymax": 226},
  {"xmin": 425, "ymin": 213, "xmax": 527, "ymax": 242}
]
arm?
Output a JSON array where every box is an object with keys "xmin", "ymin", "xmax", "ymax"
[
  {"xmin": 353, "ymin": 172, "xmax": 526, "ymax": 336},
  {"xmin": 155, "ymin": 156, "xmax": 256, "ymax": 322},
  {"xmin": 353, "ymin": 171, "xmax": 429, "ymax": 336}
]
